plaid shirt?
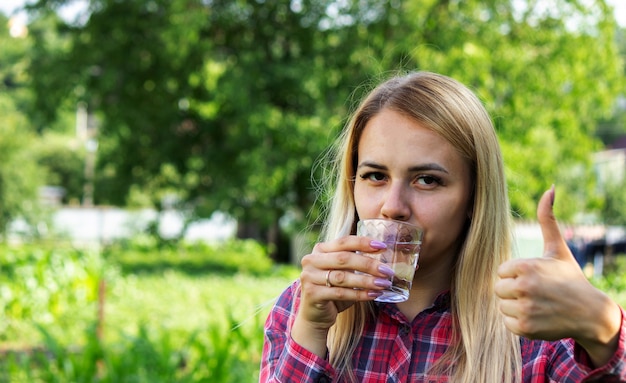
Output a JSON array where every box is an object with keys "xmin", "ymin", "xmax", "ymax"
[{"xmin": 260, "ymin": 280, "xmax": 626, "ymax": 382}]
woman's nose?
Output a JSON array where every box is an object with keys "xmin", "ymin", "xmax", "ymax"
[{"xmin": 380, "ymin": 183, "xmax": 411, "ymax": 221}]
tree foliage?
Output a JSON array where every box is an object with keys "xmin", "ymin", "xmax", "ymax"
[
  {"xmin": 17, "ymin": 0, "xmax": 626, "ymax": 252},
  {"xmin": 0, "ymin": 14, "xmax": 48, "ymax": 237},
  {"xmin": 602, "ymin": 177, "xmax": 626, "ymax": 226}
]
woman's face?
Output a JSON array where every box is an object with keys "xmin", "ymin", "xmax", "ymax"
[{"xmin": 354, "ymin": 108, "xmax": 473, "ymax": 268}]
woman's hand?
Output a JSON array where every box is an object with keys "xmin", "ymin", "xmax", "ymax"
[
  {"xmin": 290, "ymin": 236, "xmax": 395, "ymax": 357},
  {"xmin": 496, "ymin": 186, "xmax": 622, "ymax": 367}
]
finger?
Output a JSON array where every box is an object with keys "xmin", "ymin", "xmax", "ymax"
[
  {"xmin": 303, "ymin": 251, "xmax": 393, "ymax": 280},
  {"xmin": 497, "ymin": 297, "xmax": 521, "ymax": 318},
  {"xmin": 298, "ymin": 281, "xmax": 379, "ymax": 318},
  {"xmin": 501, "ymin": 315, "xmax": 524, "ymax": 337},
  {"xmin": 497, "ymin": 258, "xmax": 525, "ymax": 279},
  {"xmin": 325, "ymin": 285, "xmax": 386, "ymax": 303},
  {"xmin": 324, "ymin": 269, "xmax": 392, "ymax": 290},
  {"xmin": 536, "ymin": 185, "xmax": 573, "ymax": 261},
  {"xmin": 494, "ymin": 274, "xmax": 520, "ymax": 299},
  {"xmin": 497, "ymin": 299, "xmax": 526, "ymax": 336},
  {"xmin": 306, "ymin": 238, "xmax": 393, "ymax": 279},
  {"xmin": 498, "ymin": 298, "xmax": 538, "ymax": 338},
  {"xmin": 314, "ymin": 236, "xmax": 387, "ymax": 255}
]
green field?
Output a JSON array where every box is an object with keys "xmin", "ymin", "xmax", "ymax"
[
  {"xmin": 0, "ymin": 240, "xmax": 299, "ymax": 382},
  {"xmin": 0, "ymin": 239, "xmax": 624, "ymax": 382}
]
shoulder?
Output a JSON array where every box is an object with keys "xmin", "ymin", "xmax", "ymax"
[
  {"xmin": 275, "ymin": 278, "xmax": 301, "ymax": 310},
  {"xmin": 264, "ymin": 279, "xmax": 301, "ymax": 329}
]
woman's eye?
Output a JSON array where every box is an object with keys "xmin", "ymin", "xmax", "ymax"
[
  {"xmin": 360, "ymin": 172, "xmax": 386, "ymax": 182},
  {"xmin": 416, "ymin": 175, "xmax": 441, "ymax": 186}
]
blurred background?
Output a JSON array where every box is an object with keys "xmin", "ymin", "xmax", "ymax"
[{"xmin": 0, "ymin": 0, "xmax": 625, "ymax": 381}]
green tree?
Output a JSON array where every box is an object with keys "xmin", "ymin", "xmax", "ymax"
[
  {"xmin": 601, "ymin": 177, "xmax": 626, "ymax": 225},
  {"xmin": 24, "ymin": 0, "xmax": 374, "ymax": 257},
  {"xmin": 32, "ymin": 132, "xmax": 86, "ymax": 205},
  {"xmin": 597, "ymin": 25, "xmax": 626, "ymax": 142},
  {"xmin": 21, "ymin": 0, "xmax": 625, "ymax": 256},
  {"xmin": 596, "ymin": 25, "xmax": 626, "ymax": 225},
  {"xmin": 340, "ymin": 0, "xmax": 623, "ymax": 221},
  {"xmin": 0, "ymin": 109, "xmax": 46, "ymax": 237},
  {"xmin": 0, "ymin": 14, "xmax": 49, "ymax": 237}
]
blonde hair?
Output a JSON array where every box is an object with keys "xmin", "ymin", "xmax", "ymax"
[{"xmin": 321, "ymin": 71, "xmax": 521, "ymax": 382}]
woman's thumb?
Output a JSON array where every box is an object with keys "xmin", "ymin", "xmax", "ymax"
[{"xmin": 537, "ymin": 185, "xmax": 570, "ymax": 260}]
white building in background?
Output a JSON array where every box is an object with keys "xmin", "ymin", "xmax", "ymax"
[
  {"xmin": 9, "ymin": 206, "xmax": 236, "ymax": 246},
  {"xmin": 25, "ymin": 176, "xmax": 237, "ymax": 245}
]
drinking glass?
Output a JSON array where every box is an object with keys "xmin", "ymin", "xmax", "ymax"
[{"xmin": 357, "ymin": 219, "xmax": 423, "ymax": 303}]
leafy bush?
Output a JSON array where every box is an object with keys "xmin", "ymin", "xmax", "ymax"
[
  {"xmin": 591, "ymin": 256, "xmax": 626, "ymax": 306},
  {"xmin": 32, "ymin": 132, "xmax": 86, "ymax": 205},
  {"xmin": 0, "ymin": 110, "xmax": 47, "ymax": 236},
  {"xmin": 0, "ymin": 239, "xmax": 296, "ymax": 382},
  {"xmin": 0, "ymin": 243, "xmax": 115, "ymax": 343},
  {"xmin": 103, "ymin": 239, "xmax": 274, "ymax": 276},
  {"xmin": 0, "ymin": 311, "xmax": 265, "ymax": 383}
]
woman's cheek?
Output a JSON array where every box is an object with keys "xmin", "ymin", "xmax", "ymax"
[{"xmin": 354, "ymin": 187, "xmax": 380, "ymax": 217}]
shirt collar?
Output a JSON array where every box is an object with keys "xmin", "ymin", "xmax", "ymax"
[{"xmin": 374, "ymin": 290, "xmax": 451, "ymax": 323}]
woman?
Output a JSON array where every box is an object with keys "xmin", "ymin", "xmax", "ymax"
[{"xmin": 260, "ymin": 72, "xmax": 625, "ymax": 382}]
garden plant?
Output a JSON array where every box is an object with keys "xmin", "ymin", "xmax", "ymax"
[{"xmin": 0, "ymin": 239, "xmax": 299, "ymax": 383}]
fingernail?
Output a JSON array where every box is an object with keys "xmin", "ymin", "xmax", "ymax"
[
  {"xmin": 551, "ymin": 184, "xmax": 555, "ymax": 207},
  {"xmin": 368, "ymin": 291, "xmax": 383, "ymax": 298},
  {"xmin": 370, "ymin": 240, "xmax": 387, "ymax": 250},
  {"xmin": 374, "ymin": 278, "xmax": 392, "ymax": 288},
  {"xmin": 378, "ymin": 264, "xmax": 395, "ymax": 277}
]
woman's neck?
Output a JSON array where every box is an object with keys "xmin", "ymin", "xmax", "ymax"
[{"xmin": 396, "ymin": 257, "xmax": 453, "ymax": 321}]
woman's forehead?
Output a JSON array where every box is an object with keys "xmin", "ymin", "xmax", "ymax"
[{"xmin": 357, "ymin": 109, "xmax": 470, "ymax": 173}]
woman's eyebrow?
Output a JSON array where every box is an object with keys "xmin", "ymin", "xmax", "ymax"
[
  {"xmin": 358, "ymin": 161, "xmax": 449, "ymax": 174},
  {"xmin": 408, "ymin": 163, "xmax": 449, "ymax": 174},
  {"xmin": 357, "ymin": 161, "xmax": 386, "ymax": 170}
]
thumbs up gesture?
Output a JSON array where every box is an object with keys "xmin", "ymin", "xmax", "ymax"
[{"xmin": 495, "ymin": 186, "xmax": 622, "ymax": 367}]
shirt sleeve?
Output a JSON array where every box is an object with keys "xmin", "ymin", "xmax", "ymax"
[
  {"xmin": 576, "ymin": 305, "xmax": 626, "ymax": 382},
  {"xmin": 522, "ymin": 306, "xmax": 626, "ymax": 382},
  {"xmin": 259, "ymin": 280, "xmax": 336, "ymax": 383}
]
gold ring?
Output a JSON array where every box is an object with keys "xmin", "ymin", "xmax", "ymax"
[{"xmin": 325, "ymin": 270, "xmax": 333, "ymax": 287}]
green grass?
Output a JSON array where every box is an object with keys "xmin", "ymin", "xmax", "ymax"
[
  {"xmin": 0, "ymin": 240, "xmax": 299, "ymax": 382},
  {"xmin": 104, "ymin": 271, "xmax": 293, "ymax": 344},
  {"xmin": 590, "ymin": 256, "xmax": 626, "ymax": 307},
  {"xmin": 98, "ymin": 271, "xmax": 295, "ymax": 382}
]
